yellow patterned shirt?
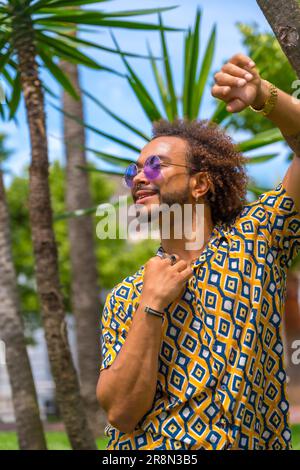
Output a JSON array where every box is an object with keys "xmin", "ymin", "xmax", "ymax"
[{"xmin": 100, "ymin": 182, "xmax": 300, "ymax": 450}]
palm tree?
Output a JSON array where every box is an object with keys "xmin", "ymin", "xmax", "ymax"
[
  {"xmin": 0, "ymin": 0, "xmax": 177, "ymax": 449},
  {"xmin": 61, "ymin": 56, "xmax": 106, "ymax": 436},
  {"xmin": 0, "ymin": 135, "xmax": 46, "ymax": 449}
]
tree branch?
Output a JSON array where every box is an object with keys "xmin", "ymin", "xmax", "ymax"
[{"xmin": 257, "ymin": 0, "xmax": 300, "ymax": 78}]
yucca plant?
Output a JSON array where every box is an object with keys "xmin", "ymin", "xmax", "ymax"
[
  {"xmin": 0, "ymin": 0, "xmax": 180, "ymax": 449},
  {"xmin": 55, "ymin": 9, "xmax": 284, "ymax": 205}
]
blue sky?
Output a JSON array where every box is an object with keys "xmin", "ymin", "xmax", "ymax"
[{"xmin": 1, "ymin": 0, "xmax": 290, "ymax": 188}]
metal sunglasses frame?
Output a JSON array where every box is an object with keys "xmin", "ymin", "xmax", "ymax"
[{"xmin": 124, "ymin": 154, "xmax": 197, "ymax": 187}]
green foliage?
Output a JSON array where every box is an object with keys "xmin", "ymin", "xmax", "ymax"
[
  {"xmin": 109, "ymin": 10, "xmax": 216, "ymax": 123},
  {"xmin": 0, "ymin": 133, "xmax": 12, "ymax": 166},
  {"xmin": 6, "ymin": 171, "xmax": 39, "ymax": 321},
  {"xmin": 0, "ymin": 431, "xmax": 109, "ymax": 450},
  {"xmin": 226, "ymin": 22, "xmax": 297, "ymax": 134}
]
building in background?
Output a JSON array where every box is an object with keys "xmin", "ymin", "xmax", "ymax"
[{"xmin": 0, "ymin": 315, "xmax": 76, "ymax": 423}]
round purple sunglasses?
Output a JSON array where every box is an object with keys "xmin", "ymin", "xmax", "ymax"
[{"xmin": 124, "ymin": 155, "xmax": 196, "ymax": 188}]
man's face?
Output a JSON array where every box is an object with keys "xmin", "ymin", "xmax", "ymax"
[{"xmin": 131, "ymin": 136, "xmax": 193, "ymax": 215}]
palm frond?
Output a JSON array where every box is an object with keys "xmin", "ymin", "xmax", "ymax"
[
  {"xmin": 83, "ymin": 89, "xmax": 150, "ymax": 141},
  {"xmin": 51, "ymin": 102, "xmax": 141, "ymax": 153},
  {"xmin": 237, "ymin": 129, "xmax": 283, "ymax": 152},
  {"xmin": 158, "ymin": 13, "xmax": 178, "ymax": 120},
  {"xmin": 86, "ymin": 147, "xmax": 137, "ymax": 166}
]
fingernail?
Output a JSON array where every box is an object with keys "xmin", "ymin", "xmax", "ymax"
[
  {"xmin": 237, "ymin": 78, "xmax": 246, "ymax": 87},
  {"xmin": 245, "ymin": 73, "xmax": 253, "ymax": 80},
  {"xmin": 248, "ymin": 60, "xmax": 255, "ymax": 67}
]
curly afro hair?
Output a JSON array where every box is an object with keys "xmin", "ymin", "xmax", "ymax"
[{"xmin": 151, "ymin": 118, "xmax": 249, "ymax": 226}]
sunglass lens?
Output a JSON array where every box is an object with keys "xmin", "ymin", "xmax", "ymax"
[
  {"xmin": 124, "ymin": 164, "xmax": 137, "ymax": 188},
  {"xmin": 144, "ymin": 155, "xmax": 161, "ymax": 180}
]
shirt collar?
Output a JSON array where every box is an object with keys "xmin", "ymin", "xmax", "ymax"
[{"xmin": 156, "ymin": 223, "xmax": 232, "ymax": 268}]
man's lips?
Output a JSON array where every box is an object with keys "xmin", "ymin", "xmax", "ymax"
[{"xmin": 134, "ymin": 189, "xmax": 159, "ymax": 203}]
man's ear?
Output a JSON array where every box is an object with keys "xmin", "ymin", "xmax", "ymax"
[{"xmin": 190, "ymin": 171, "xmax": 212, "ymax": 200}]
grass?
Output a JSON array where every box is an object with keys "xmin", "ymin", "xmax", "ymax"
[
  {"xmin": 0, "ymin": 432, "xmax": 109, "ymax": 450},
  {"xmin": 292, "ymin": 424, "xmax": 300, "ymax": 450},
  {"xmin": 0, "ymin": 425, "xmax": 299, "ymax": 450}
]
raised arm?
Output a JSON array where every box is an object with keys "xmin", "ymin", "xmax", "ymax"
[{"xmin": 211, "ymin": 52, "xmax": 300, "ymax": 210}]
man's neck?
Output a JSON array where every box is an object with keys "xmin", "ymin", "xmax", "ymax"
[{"xmin": 159, "ymin": 207, "xmax": 214, "ymax": 264}]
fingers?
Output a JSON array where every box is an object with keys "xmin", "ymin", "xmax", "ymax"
[
  {"xmin": 221, "ymin": 62, "xmax": 260, "ymax": 84},
  {"xmin": 214, "ymin": 71, "xmax": 248, "ymax": 88},
  {"xmin": 157, "ymin": 254, "xmax": 193, "ymax": 274},
  {"xmin": 161, "ymin": 257, "xmax": 173, "ymax": 266},
  {"xmin": 172, "ymin": 259, "xmax": 188, "ymax": 272},
  {"xmin": 221, "ymin": 63, "xmax": 254, "ymax": 81},
  {"xmin": 161, "ymin": 253, "xmax": 179, "ymax": 266},
  {"xmin": 229, "ymin": 53, "xmax": 255, "ymax": 69},
  {"xmin": 211, "ymin": 84, "xmax": 232, "ymax": 101},
  {"xmin": 179, "ymin": 265, "xmax": 194, "ymax": 282},
  {"xmin": 152, "ymin": 253, "xmax": 194, "ymax": 277},
  {"xmin": 226, "ymin": 98, "xmax": 246, "ymax": 113}
]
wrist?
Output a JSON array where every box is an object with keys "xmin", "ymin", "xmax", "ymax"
[
  {"xmin": 140, "ymin": 293, "xmax": 166, "ymax": 312},
  {"xmin": 251, "ymin": 79, "xmax": 269, "ymax": 110}
]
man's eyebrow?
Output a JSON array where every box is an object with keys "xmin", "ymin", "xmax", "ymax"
[
  {"xmin": 136, "ymin": 154, "xmax": 171, "ymax": 168},
  {"xmin": 159, "ymin": 155, "xmax": 171, "ymax": 162}
]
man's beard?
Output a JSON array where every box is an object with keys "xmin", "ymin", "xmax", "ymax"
[
  {"xmin": 160, "ymin": 185, "xmax": 190, "ymax": 206},
  {"xmin": 139, "ymin": 185, "xmax": 190, "ymax": 224}
]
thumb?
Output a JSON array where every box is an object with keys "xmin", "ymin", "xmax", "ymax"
[{"xmin": 226, "ymin": 98, "xmax": 246, "ymax": 113}]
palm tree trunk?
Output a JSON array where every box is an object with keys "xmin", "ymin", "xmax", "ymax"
[
  {"xmin": 61, "ymin": 59, "xmax": 106, "ymax": 437},
  {"xmin": 13, "ymin": 31, "xmax": 96, "ymax": 450},
  {"xmin": 257, "ymin": 0, "xmax": 300, "ymax": 78},
  {"xmin": 0, "ymin": 171, "xmax": 47, "ymax": 450}
]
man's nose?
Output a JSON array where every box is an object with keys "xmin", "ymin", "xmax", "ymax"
[{"xmin": 132, "ymin": 167, "xmax": 149, "ymax": 186}]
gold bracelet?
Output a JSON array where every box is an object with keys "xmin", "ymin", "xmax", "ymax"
[{"xmin": 249, "ymin": 81, "xmax": 278, "ymax": 116}]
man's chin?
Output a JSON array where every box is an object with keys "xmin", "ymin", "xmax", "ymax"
[{"xmin": 134, "ymin": 199, "xmax": 160, "ymax": 223}]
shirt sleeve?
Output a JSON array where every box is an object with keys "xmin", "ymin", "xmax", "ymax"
[
  {"xmin": 100, "ymin": 286, "xmax": 129, "ymax": 372},
  {"xmin": 257, "ymin": 181, "xmax": 300, "ymax": 268}
]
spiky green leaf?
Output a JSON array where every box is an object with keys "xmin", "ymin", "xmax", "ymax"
[
  {"xmin": 244, "ymin": 153, "xmax": 279, "ymax": 164},
  {"xmin": 158, "ymin": 13, "xmax": 178, "ymax": 119},
  {"xmin": 192, "ymin": 24, "xmax": 216, "ymax": 118},
  {"xmin": 8, "ymin": 71, "xmax": 22, "ymax": 120},
  {"xmin": 83, "ymin": 89, "xmax": 150, "ymax": 141},
  {"xmin": 51, "ymin": 102, "xmax": 141, "ymax": 152},
  {"xmin": 86, "ymin": 147, "xmax": 136, "ymax": 166},
  {"xmin": 238, "ymin": 129, "xmax": 283, "ymax": 152},
  {"xmin": 147, "ymin": 41, "xmax": 172, "ymax": 120},
  {"xmin": 39, "ymin": 48, "xmax": 79, "ymax": 99},
  {"xmin": 186, "ymin": 9, "xmax": 201, "ymax": 119}
]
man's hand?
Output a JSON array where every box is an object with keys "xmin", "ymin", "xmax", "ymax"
[
  {"xmin": 141, "ymin": 255, "xmax": 193, "ymax": 311},
  {"xmin": 211, "ymin": 53, "xmax": 268, "ymax": 113}
]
